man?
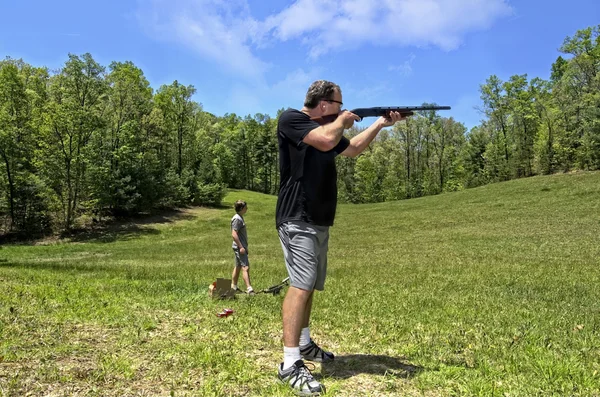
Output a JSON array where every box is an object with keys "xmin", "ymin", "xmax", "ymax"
[{"xmin": 276, "ymin": 80, "xmax": 406, "ymax": 395}]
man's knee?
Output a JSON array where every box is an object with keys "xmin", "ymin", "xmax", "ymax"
[{"xmin": 286, "ymin": 286, "xmax": 313, "ymax": 301}]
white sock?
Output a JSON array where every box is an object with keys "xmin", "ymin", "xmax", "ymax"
[
  {"xmin": 231, "ymin": 284, "xmax": 238, "ymax": 290},
  {"xmin": 283, "ymin": 346, "xmax": 301, "ymax": 370},
  {"xmin": 247, "ymin": 286, "xmax": 254, "ymax": 292},
  {"xmin": 299, "ymin": 327, "xmax": 311, "ymax": 347}
]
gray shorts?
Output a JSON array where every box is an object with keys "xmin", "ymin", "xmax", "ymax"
[
  {"xmin": 277, "ymin": 221, "xmax": 329, "ymax": 291},
  {"xmin": 233, "ymin": 248, "xmax": 249, "ymax": 267}
]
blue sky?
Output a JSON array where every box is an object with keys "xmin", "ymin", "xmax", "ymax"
[{"xmin": 1, "ymin": 0, "xmax": 598, "ymax": 130}]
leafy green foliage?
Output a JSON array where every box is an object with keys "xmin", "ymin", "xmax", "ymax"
[
  {"xmin": 193, "ymin": 182, "xmax": 228, "ymax": 206},
  {"xmin": 1, "ymin": 25, "xmax": 600, "ymax": 237}
]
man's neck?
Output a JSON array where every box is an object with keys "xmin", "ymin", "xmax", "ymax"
[
  {"xmin": 301, "ymin": 106, "xmax": 321, "ymax": 118},
  {"xmin": 300, "ymin": 106, "xmax": 336, "ymax": 119}
]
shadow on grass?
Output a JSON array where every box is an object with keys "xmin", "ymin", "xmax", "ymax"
[
  {"xmin": 0, "ymin": 256, "xmax": 219, "ymax": 284},
  {"xmin": 0, "ymin": 260, "xmax": 126, "ymax": 275},
  {"xmin": 62, "ymin": 224, "xmax": 162, "ymax": 244},
  {"xmin": 321, "ymin": 354, "xmax": 422, "ymax": 380},
  {"xmin": 210, "ymin": 203, "xmax": 232, "ymax": 210},
  {"xmin": 64, "ymin": 208, "xmax": 199, "ymax": 244},
  {"xmin": 0, "ymin": 209, "xmax": 199, "ymax": 245}
]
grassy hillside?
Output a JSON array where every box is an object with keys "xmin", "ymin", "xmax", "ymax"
[{"xmin": 1, "ymin": 172, "xmax": 599, "ymax": 396}]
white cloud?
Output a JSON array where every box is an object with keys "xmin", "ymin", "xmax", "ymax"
[
  {"xmin": 264, "ymin": 0, "xmax": 340, "ymax": 41},
  {"xmin": 226, "ymin": 68, "xmax": 324, "ymax": 115},
  {"xmin": 267, "ymin": 0, "xmax": 514, "ymax": 57},
  {"xmin": 137, "ymin": 0, "xmax": 269, "ymax": 80},
  {"xmin": 388, "ymin": 53, "xmax": 416, "ymax": 77},
  {"xmin": 344, "ymin": 83, "xmax": 394, "ymax": 103},
  {"xmin": 138, "ymin": 0, "xmax": 513, "ymax": 78},
  {"xmin": 271, "ymin": 68, "xmax": 323, "ymax": 99}
]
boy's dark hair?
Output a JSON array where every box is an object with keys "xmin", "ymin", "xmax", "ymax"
[
  {"xmin": 234, "ymin": 200, "xmax": 247, "ymax": 213},
  {"xmin": 304, "ymin": 80, "xmax": 341, "ymax": 109}
]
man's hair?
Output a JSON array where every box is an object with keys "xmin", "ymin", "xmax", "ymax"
[
  {"xmin": 234, "ymin": 200, "xmax": 247, "ymax": 213},
  {"xmin": 304, "ymin": 80, "xmax": 341, "ymax": 109}
]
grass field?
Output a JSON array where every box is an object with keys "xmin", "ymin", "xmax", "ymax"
[{"xmin": 1, "ymin": 172, "xmax": 600, "ymax": 396}]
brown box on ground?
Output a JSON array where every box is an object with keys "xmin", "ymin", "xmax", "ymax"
[{"xmin": 209, "ymin": 278, "xmax": 236, "ymax": 299}]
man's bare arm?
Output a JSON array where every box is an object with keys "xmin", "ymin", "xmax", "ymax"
[
  {"xmin": 341, "ymin": 123, "xmax": 384, "ymax": 158},
  {"xmin": 341, "ymin": 111, "xmax": 407, "ymax": 158},
  {"xmin": 303, "ymin": 111, "xmax": 360, "ymax": 151}
]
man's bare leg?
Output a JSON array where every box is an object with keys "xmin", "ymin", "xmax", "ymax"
[
  {"xmin": 279, "ymin": 286, "xmax": 325, "ymax": 395},
  {"xmin": 298, "ymin": 289, "xmax": 334, "ymax": 362},
  {"xmin": 303, "ymin": 291, "xmax": 314, "ymax": 328},
  {"xmin": 283, "ymin": 286, "xmax": 313, "ymax": 347}
]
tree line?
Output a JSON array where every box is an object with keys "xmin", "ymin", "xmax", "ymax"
[
  {"xmin": 0, "ymin": 25, "xmax": 598, "ymax": 237},
  {"xmin": 338, "ymin": 25, "xmax": 599, "ymax": 203}
]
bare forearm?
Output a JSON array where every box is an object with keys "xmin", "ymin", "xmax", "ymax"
[
  {"xmin": 349, "ymin": 122, "xmax": 383, "ymax": 155},
  {"xmin": 304, "ymin": 111, "xmax": 360, "ymax": 152},
  {"xmin": 342, "ymin": 112, "xmax": 406, "ymax": 158}
]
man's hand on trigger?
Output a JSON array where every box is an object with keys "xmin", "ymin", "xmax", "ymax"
[
  {"xmin": 339, "ymin": 110, "xmax": 360, "ymax": 129},
  {"xmin": 378, "ymin": 111, "xmax": 408, "ymax": 128}
]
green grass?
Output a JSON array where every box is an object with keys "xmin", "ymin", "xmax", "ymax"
[{"xmin": 1, "ymin": 171, "xmax": 600, "ymax": 396}]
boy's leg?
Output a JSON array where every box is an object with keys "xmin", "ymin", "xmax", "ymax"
[
  {"xmin": 231, "ymin": 265, "xmax": 241, "ymax": 288},
  {"xmin": 241, "ymin": 266, "xmax": 253, "ymax": 292},
  {"xmin": 236, "ymin": 252, "xmax": 252, "ymax": 293},
  {"xmin": 232, "ymin": 250, "xmax": 242, "ymax": 289}
]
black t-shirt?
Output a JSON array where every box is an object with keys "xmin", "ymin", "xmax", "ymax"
[{"xmin": 276, "ymin": 108, "xmax": 350, "ymax": 227}]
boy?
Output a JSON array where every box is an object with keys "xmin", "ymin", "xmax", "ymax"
[{"xmin": 231, "ymin": 200, "xmax": 254, "ymax": 295}]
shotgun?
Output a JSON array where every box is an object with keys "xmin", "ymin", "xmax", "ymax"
[
  {"xmin": 351, "ymin": 106, "xmax": 451, "ymax": 120},
  {"xmin": 312, "ymin": 105, "xmax": 451, "ymax": 124}
]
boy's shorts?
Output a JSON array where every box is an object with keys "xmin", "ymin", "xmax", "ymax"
[
  {"xmin": 233, "ymin": 249, "xmax": 249, "ymax": 267},
  {"xmin": 277, "ymin": 220, "xmax": 329, "ymax": 291}
]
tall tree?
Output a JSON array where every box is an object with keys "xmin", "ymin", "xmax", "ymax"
[
  {"xmin": 89, "ymin": 61, "xmax": 154, "ymax": 214},
  {"xmin": 154, "ymin": 81, "xmax": 197, "ymax": 177},
  {"xmin": 529, "ymin": 77, "xmax": 558, "ymax": 174},
  {"xmin": 42, "ymin": 53, "xmax": 106, "ymax": 230},
  {"xmin": 552, "ymin": 26, "xmax": 600, "ymax": 170},
  {"xmin": 480, "ymin": 76, "xmax": 511, "ymax": 175},
  {"xmin": 462, "ymin": 125, "xmax": 490, "ymax": 187},
  {"xmin": 0, "ymin": 59, "xmax": 50, "ymax": 233},
  {"xmin": 504, "ymin": 74, "xmax": 538, "ymax": 177}
]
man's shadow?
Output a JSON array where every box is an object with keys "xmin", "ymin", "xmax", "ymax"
[{"xmin": 321, "ymin": 354, "xmax": 422, "ymax": 380}]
